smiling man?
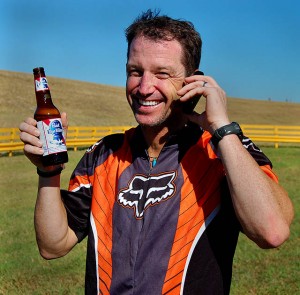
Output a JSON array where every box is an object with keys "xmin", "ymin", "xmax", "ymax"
[
  {"xmin": 19, "ymin": 9, "xmax": 293, "ymax": 295},
  {"xmin": 126, "ymin": 36, "xmax": 186, "ymax": 127}
]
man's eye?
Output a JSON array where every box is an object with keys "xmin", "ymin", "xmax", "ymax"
[
  {"xmin": 127, "ymin": 70, "xmax": 142, "ymax": 77},
  {"xmin": 156, "ymin": 72, "xmax": 170, "ymax": 79}
]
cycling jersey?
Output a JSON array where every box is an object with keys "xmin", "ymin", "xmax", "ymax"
[{"xmin": 61, "ymin": 122, "xmax": 277, "ymax": 295}]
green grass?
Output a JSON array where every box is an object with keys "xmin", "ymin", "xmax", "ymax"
[
  {"xmin": 0, "ymin": 151, "xmax": 87, "ymax": 294},
  {"xmin": 0, "ymin": 147, "xmax": 299, "ymax": 294},
  {"xmin": 231, "ymin": 147, "xmax": 300, "ymax": 295}
]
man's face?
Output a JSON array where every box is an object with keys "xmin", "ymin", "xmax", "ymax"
[{"xmin": 126, "ymin": 36, "xmax": 186, "ymax": 127}]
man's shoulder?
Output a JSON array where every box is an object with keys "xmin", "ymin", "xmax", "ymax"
[{"xmin": 85, "ymin": 126, "xmax": 137, "ymax": 155}]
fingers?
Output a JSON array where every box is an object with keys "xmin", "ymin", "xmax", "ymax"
[
  {"xmin": 23, "ymin": 144, "xmax": 44, "ymax": 157},
  {"xmin": 19, "ymin": 118, "xmax": 39, "ymax": 141},
  {"xmin": 184, "ymin": 74, "xmax": 221, "ymax": 88},
  {"xmin": 177, "ymin": 74, "xmax": 230, "ymax": 131},
  {"xmin": 178, "ymin": 74, "xmax": 224, "ymax": 102},
  {"xmin": 177, "ymin": 75, "xmax": 209, "ymax": 100},
  {"xmin": 19, "ymin": 113, "xmax": 69, "ymax": 168},
  {"xmin": 19, "ymin": 117, "xmax": 44, "ymax": 159},
  {"xmin": 19, "ymin": 117, "xmax": 37, "ymax": 133},
  {"xmin": 177, "ymin": 73, "xmax": 226, "ymax": 104}
]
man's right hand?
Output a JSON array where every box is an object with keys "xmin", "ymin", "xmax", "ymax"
[
  {"xmin": 19, "ymin": 112, "xmax": 77, "ymax": 258},
  {"xmin": 19, "ymin": 112, "xmax": 68, "ymax": 169}
]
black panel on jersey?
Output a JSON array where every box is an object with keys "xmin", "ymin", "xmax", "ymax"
[
  {"xmin": 61, "ymin": 190, "xmax": 92, "ymax": 242},
  {"xmin": 183, "ymin": 180, "xmax": 240, "ymax": 295},
  {"xmin": 242, "ymin": 136, "xmax": 273, "ymax": 168}
]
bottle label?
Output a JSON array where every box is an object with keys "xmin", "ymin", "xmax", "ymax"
[
  {"xmin": 35, "ymin": 77, "xmax": 49, "ymax": 92},
  {"xmin": 37, "ymin": 118, "xmax": 67, "ymax": 156}
]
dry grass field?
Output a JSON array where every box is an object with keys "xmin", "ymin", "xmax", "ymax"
[
  {"xmin": 1, "ymin": 69, "xmax": 300, "ymax": 128},
  {"xmin": 0, "ymin": 70, "xmax": 299, "ymax": 294}
]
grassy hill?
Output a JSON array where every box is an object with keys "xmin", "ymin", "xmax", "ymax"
[
  {"xmin": 1, "ymin": 69, "xmax": 300, "ymax": 128},
  {"xmin": 1, "ymin": 70, "xmax": 299, "ymax": 294}
]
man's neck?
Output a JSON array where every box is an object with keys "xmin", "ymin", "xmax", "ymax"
[{"xmin": 141, "ymin": 115, "xmax": 187, "ymax": 158}]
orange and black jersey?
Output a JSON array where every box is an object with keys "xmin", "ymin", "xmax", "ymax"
[{"xmin": 61, "ymin": 122, "xmax": 277, "ymax": 295}]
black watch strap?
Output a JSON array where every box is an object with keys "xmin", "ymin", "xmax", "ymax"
[
  {"xmin": 211, "ymin": 122, "xmax": 243, "ymax": 146},
  {"xmin": 37, "ymin": 166, "xmax": 63, "ymax": 177}
]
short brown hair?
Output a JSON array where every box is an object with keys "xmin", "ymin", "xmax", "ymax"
[{"xmin": 125, "ymin": 9, "xmax": 202, "ymax": 75}]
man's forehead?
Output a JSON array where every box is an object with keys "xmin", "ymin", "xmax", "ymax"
[
  {"xmin": 126, "ymin": 36, "xmax": 186, "ymax": 75},
  {"xmin": 129, "ymin": 35, "xmax": 183, "ymax": 52}
]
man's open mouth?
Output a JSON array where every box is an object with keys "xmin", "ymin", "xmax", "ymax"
[{"xmin": 138, "ymin": 99, "xmax": 160, "ymax": 106}]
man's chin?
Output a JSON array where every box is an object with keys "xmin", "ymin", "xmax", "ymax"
[
  {"xmin": 134, "ymin": 111, "xmax": 183, "ymax": 129},
  {"xmin": 135, "ymin": 114, "xmax": 166, "ymax": 128}
]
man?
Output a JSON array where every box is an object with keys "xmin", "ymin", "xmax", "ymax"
[{"xmin": 20, "ymin": 10, "xmax": 293, "ymax": 295}]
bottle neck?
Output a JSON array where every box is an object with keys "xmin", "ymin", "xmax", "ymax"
[
  {"xmin": 35, "ymin": 90, "xmax": 54, "ymax": 106},
  {"xmin": 33, "ymin": 70, "xmax": 53, "ymax": 106}
]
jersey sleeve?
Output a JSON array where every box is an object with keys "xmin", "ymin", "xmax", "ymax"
[
  {"xmin": 61, "ymin": 189, "xmax": 91, "ymax": 242},
  {"xmin": 241, "ymin": 136, "xmax": 278, "ymax": 182},
  {"xmin": 61, "ymin": 151, "xmax": 94, "ymax": 242},
  {"xmin": 201, "ymin": 130, "xmax": 279, "ymax": 182}
]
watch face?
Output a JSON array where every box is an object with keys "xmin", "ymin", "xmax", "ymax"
[{"xmin": 212, "ymin": 122, "xmax": 243, "ymax": 146}]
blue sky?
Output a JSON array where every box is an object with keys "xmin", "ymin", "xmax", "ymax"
[{"xmin": 0, "ymin": 0, "xmax": 299, "ymax": 102}]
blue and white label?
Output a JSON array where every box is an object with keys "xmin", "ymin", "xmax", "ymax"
[
  {"xmin": 37, "ymin": 118, "xmax": 67, "ymax": 156},
  {"xmin": 35, "ymin": 77, "xmax": 49, "ymax": 91}
]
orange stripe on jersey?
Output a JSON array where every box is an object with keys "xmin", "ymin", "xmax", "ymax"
[
  {"xmin": 68, "ymin": 174, "xmax": 92, "ymax": 192},
  {"xmin": 162, "ymin": 137, "xmax": 224, "ymax": 294},
  {"xmin": 261, "ymin": 164, "xmax": 278, "ymax": 182},
  {"xmin": 91, "ymin": 137, "xmax": 132, "ymax": 294}
]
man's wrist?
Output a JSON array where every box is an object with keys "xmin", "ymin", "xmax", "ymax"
[
  {"xmin": 211, "ymin": 122, "xmax": 243, "ymax": 146},
  {"xmin": 37, "ymin": 165, "xmax": 64, "ymax": 177}
]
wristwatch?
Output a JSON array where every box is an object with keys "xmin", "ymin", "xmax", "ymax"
[{"xmin": 211, "ymin": 122, "xmax": 243, "ymax": 146}]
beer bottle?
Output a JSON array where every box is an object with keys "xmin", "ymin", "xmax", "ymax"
[{"xmin": 33, "ymin": 67, "xmax": 68, "ymax": 166}]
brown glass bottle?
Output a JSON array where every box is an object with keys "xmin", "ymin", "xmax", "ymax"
[{"xmin": 33, "ymin": 67, "xmax": 68, "ymax": 166}]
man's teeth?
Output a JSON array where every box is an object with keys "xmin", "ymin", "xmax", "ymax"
[{"xmin": 139, "ymin": 99, "xmax": 160, "ymax": 106}]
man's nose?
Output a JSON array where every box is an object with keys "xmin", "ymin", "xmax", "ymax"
[{"xmin": 138, "ymin": 72, "xmax": 155, "ymax": 96}]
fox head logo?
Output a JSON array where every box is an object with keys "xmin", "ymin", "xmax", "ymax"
[{"xmin": 117, "ymin": 171, "xmax": 177, "ymax": 219}]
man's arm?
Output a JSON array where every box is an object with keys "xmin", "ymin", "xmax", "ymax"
[
  {"xmin": 218, "ymin": 134, "xmax": 294, "ymax": 248},
  {"xmin": 35, "ymin": 175, "xmax": 78, "ymax": 259},
  {"xmin": 179, "ymin": 74, "xmax": 294, "ymax": 248},
  {"xmin": 19, "ymin": 114, "xmax": 78, "ymax": 259}
]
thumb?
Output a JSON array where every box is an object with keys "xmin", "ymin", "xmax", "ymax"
[
  {"xmin": 187, "ymin": 111, "xmax": 208, "ymax": 130},
  {"xmin": 61, "ymin": 112, "xmax": 68, "ymax": 129},
  {"xmin": 61, "ymin": 112, "xmax": 68, "ymax": 137}
]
